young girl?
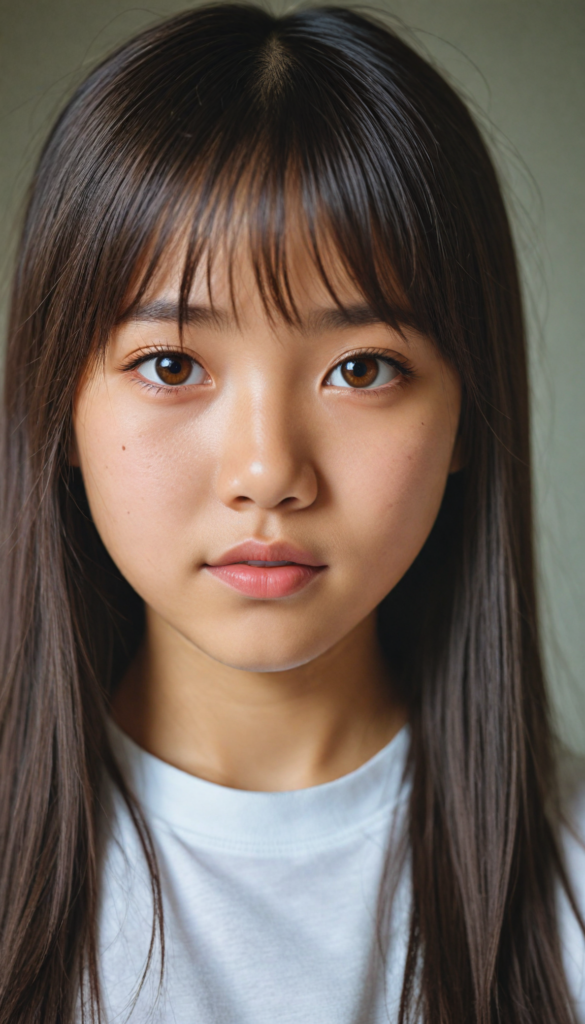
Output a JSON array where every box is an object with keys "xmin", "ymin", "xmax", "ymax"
[{"xmin": 0, "ymin": 4, "xmax": 583, "ymax": 1022}]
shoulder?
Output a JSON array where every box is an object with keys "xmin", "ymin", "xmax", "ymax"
[{"xmin": 558, "ymin": 748, "xmax": 585, "ymax": 1021}]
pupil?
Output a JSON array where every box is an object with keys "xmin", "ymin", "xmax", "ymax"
[
  {"xmin": 159, "ymin": 356, "xmax": 182, "ymax": 376},
  {"xmin": 349, "ymin": 360, "xmax": 368, "ymax": 378}
]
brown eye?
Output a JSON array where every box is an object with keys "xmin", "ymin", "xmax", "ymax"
[
  {"xmin": 137, "ymin": 353, "xmax": 208, "ymax": 387},
  {"xmin": 340, "ymin": 357, "xmax": 379, "ymax": 387},
  {"xmin": 327, "ymin": 355, "xmax": 397, "ymax": 390},
  {"xmin": 155, "ymin": 354, "xmax": 193, "ymax": 385}
]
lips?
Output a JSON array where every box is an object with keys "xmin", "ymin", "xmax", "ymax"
[{"xmin": 204, "ymin": 541, "xmax": 326, "ymax": 599}]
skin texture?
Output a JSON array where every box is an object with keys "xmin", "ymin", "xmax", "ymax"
[{"xmin": 73, "ymin": 246, "xmax": 461, "ymax": 791}]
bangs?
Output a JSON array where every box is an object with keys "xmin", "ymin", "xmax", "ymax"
[
  {"xmin": 27, "ymin": 4, "xmax": 502, "ymax": 391},
  {"xmin": 120, "ymin": 140, "xmax": 420, "ymax": 336},
  {"xmin": 66, "ymin": 6, "xmax": 448, "ymax": 346}
]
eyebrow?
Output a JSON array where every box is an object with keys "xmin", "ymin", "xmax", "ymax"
[
  {"xmin": 119, "ymin": 299, "xmax": 414, "ymax": 333},
  {"xmin": 307, "ymin": 305, "xmax": 409, "ymax": 331},
  {"xmin": 119, "ymin": 300, "xmax": 231, "ymax": 328}
]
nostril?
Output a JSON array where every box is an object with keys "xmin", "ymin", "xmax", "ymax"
[{"xmin": 219, "ymin": 462, "xmax": 318, "ymax": 512}]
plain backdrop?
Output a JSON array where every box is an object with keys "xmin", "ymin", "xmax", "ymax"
[{"xmin": 0, "ymin": 0, "xmax": 584, "ymax": 751}]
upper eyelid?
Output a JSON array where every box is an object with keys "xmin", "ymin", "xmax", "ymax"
[
  {"xmin": 121, "ymin": 345, "xmax": 204, "ymax": 370},
  {"xmin": 327, "ymin": 348, "xmax": 414, "ymax": 375}
]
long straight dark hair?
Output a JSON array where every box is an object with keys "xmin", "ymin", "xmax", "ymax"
[{"xmin": 0, "ymin": 4, "xmax": 582, "ymax": 1022}]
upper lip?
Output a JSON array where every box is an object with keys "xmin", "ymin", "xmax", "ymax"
[{"xmin": 206, "ymin": 541, "xmax": 326, "ymax": 568}]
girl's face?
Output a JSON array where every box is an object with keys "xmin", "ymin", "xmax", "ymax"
[{"xmin": 73, "ymin": 245, "xmax": 461, "ymax": 672}]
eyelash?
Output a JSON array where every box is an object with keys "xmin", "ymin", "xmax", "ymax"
[
  {"xmin": 122, "ymin": 347, "xmax": 209, "ymax": 395},
  {"xmin": 325, "ymin": 348, "xmax": 415, "ymax": 393},
  {"xmin": 122, "ymin": 346, "xmax": 416, "ymax": 394}
]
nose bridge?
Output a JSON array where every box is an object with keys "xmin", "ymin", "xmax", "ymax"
[{"xmin": 216, "ymin": 373, "xmax": 316, "ymax": 511}]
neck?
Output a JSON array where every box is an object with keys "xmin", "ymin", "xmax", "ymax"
[{"xmin": 112, "ymin": 608, "xmax": 407, "ymax": 791}]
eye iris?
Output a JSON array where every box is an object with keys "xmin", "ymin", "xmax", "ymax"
[
  {"xmin": 341, "ymin": 357, "xmax": 379, "ymax": 388},
  {"xmin": 155, "ymin": 354, "xmax": 191, "ymax": 385}
]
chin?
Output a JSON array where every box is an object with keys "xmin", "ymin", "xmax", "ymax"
[{"xmin": 194, "ymin": 628, "xmax": 334, "ymax": 674}]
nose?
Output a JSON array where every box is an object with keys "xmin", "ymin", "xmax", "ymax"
[{"xmin": 215, "ymin": 390, "xmax": 318, "ymax": 512}]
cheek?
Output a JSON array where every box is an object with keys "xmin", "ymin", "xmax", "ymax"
[
  {"xmin": 74, "ymin": 396, "xmax": 213, "ymax": 581},
  {"xmin": 330, "ymin": 410, "xmax": 455, "ymax": 593}
]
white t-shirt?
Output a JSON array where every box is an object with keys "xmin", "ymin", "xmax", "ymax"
[{"xmin": 97, "ymin": 723, "xmax": 585, "ymax": 1023}]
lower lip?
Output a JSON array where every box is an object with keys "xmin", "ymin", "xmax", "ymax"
[{"xmin": 205, "ymin": 564, "xmax": 325, "ymax": 599}]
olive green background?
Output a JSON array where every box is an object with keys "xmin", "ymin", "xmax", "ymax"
[{"xmin": 1, "ymin": 0, "xmax": 584, "ymax": 749}]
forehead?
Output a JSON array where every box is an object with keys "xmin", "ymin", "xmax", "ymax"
[{"xmin": 120, "ymin": 226, "xmax": 414, "ymax": 335}]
